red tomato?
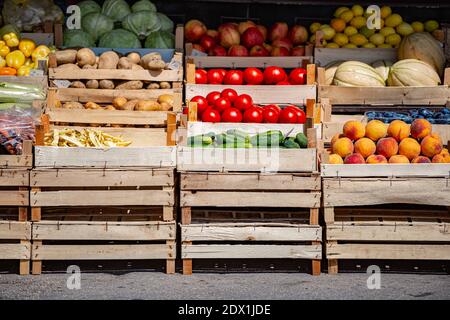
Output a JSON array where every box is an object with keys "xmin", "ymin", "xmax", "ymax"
[
  {"xmin": 207, "ymin": 69, "xmax": 225, "ymax": 84},
  {"xmin": 233, "ymin": 94, "xmax": 253, "ymax": 112},
  {"xmin": 206, "ymin": 91, "xmax": 221, "ymax": 105},
  {"xmin": 254, "ymin": 105, "xmax": 263, "ymax": 115},
  {"xmin": 243, "ymin": 67, "xmax": 264, "ymax": 85},
  {"xmin": 201, "ymin": 108, "xmax": 221, "ymax": 122},
  {"xmin": 220, "ymin": 88, "xmax": 238, "ymax": 103},
  {"xmin": 263, "ymin": 66, "xmax": 287, "ymax": 85},
  {"xmin": 190, "ymin": 96, "xmax": 209, "ymax": 116},
  {"xmin": 278, "ymin": 107, "xmax": 298, "ymax": 123},
  {"xmin": 276, "ymin": 81, "xmax": 291, "ymax": 85},
  {"xmin": 217, "ymin": 69, "xmax": 227, "ymax": 78},
  {"xmin": 221, "ymin": 107, "xmax": 243, "ymax": 122},
  {"xmin": 286, "ymin": 105, "xmax": 306, "ymax": 123},
  {"xmin": 262, "ymin": 107, "xmax": 279, "ymax": 123},
  {"xmin": 243, "ymin": 106, "xmax": 264, "ymax": 123},
  {"xmin": 195, "ymin": 69, "xmax": 208, "ymax": 84},
  {"xmin": 264, "ymin": 104, "xmax": 281, "ymax": 113},
  {"xmin": 289, "ymin": 68, "xmax": 307, "ymax": 85},
  {"xmin": 223, "ymin": 70, "xmax": 244, "ymax": 85},
  {"xmin": 214, "ymin": 97, "xmax": 232, "ymax": 113}
]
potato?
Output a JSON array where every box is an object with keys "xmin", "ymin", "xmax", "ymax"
[
  {"xmin": 55, "ymin": 49, "xmax": 77, "ymax": 65},
  {"xmin": 104, "ymin": 105, "xmax": 116, "ymax": 111},
  {"xmin": 140, "ymin": 52, "xmax": 165, "ymax": 70},
  {"xmin": 131, "ymin": 64, "xmax": 144, "ymax": 70},
  {"xmin": 63, "ymin": 102, "xmax": 83, "ymax": 109},
  {"xmin": 160, "ymin": 102, "xmax": 172, "ymax": 111},
  {"xmin": 160, "ymin": 81, "xmax": 171, "ymax": 89},
  {"xmin": 99, "ymin": 80, "xmax": 115, "ymax": 89},
  {"xmin": 98, "ymin": 51, "xmax": 120, "ymax": 69},
  {"xmin": 85, "ymin": 102, "xmax": 101, "ymax": 110},
  {"xmin": 127, "ymin": 52, "xmax": 141, "ymax": 64},
  {"xmin": 82, "ymin": 64, "xmax": 97, "ymax": 69},
  {"xmin": 136, "ymin": 100, "xmax": 162, "ymax": 111},
  {"xmin": 86, "ymin": 80, "xmax": 99, "ymax": 89},
  {"xmin": 77, "ymin": 48, "xmax": 96, "ymax": 66},
  {"xmin": 147, "ymin": 82, "xmax": 160, "ymax": 89},
  {"xmin": 118, "ymin": 57, "xmax": 133, "ymax": 69},
  {"xmin": 119, "ymin": 99, "xmax": 139, "ymax": 111},
  {"xmin": 70, "ymin": 81, "xmax": 85, "ymax": 88},
  {"xmin": 54, "ymin": 99, "xmax": 62, "ymax": 108},
  {"xmin": 112, "ymin": 97, "xmax": 128, "ymax": 109},
  {"xmin": 115, "ymin": 80, "xmax": 143, "ymax": 90},
  {"xmin": 158, "ymin": 94, "xmax": 174, "ymax": 106},
  {"xmin": 56, "ymin": 63, "xmax": 79, "ymax": 70}
]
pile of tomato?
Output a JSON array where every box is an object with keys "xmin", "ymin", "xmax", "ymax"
[
  {"xmin": 185, "ymin": 88, "xmax": 306, "ymax": 123},
  {"xmin": 195, "ymin": 66, "xmax": 307, "ymax": 85}
]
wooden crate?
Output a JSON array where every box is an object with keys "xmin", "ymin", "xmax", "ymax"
[
  {"xmin": 322, "ymin": 163, "xmax": 450, "ymax": 274},
  {"xmin": 30, "ymin": 167, "xmax": 176, "ymax": 274},
  {"xmin": 180, "ymin": 172, "xmax": 322, "ymax": 275},
  {"xmin": 0, "ymin": 221, "xmax": 31, "ymax": 275},
  {"xmin": 314, "ymin": 46, "xmax": 397, "ymax": 67},
  {"xmin": 22, "ymin": 21, "xmax": 63, "ymax": 47}
]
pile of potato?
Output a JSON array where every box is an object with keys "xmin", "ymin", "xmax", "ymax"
[{"xmin": 54, "ymin": 48, "xmax": 174, "ymax": 90}]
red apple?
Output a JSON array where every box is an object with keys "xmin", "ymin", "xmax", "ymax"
[
  {"xmin": 208, "ymin": 45, "xmax": 227, "ymax": 56},
  {"xmin": 185, "ymin": 19, "xmax": 207, "ymax": 42},
  {"xmin": 206, "ymin": 29, "xmax": 219, "ymax": 42},
  {"xmin": 241, "ymin": 27, "xmax": 264, "ymax": 49},
  {"xmin": 269, "ymin": 22, "xmax": 289, "ymax": 41},
  {"xmin": 238, "ymin": 20, "xmax": 256, "ymax": 35},
  {"xmin": 249, "ymin": 45, "xmax": 269, "ymax": 56},
  {"xmin": 192, "ymin": 44, "xmax": 206, "ymax": 53},
  {"xmin": 218, "ymin": 22, "xmax": 239, "ymax": 33},
  {"xmin": 219, "ymin": 26, "xmax": 240, "ymax": 48},
  {"xmin": 272, "ymin": 38, "xmax": 293, "ymax": 50},
  {"xmin": 271, "ymin": 46, "xmax": 290, "ymax": 56},
  {"xmin": 256, "ymin": 25, "xmax": 268, "ymax": 41},
  {"xmin": 200, "ymin": 35, "xmax": 216, "ymax": 51},
  {"xmin": 263, "ymin": 43, "xmax": 272, "ymax": 53},
  {"xmin": 228, "ymin": 45, "xmax": 249, "ymax": 56},
  {"xmin": 291, "ymin": 46, "xmax": 306, "ymax": 56},
  {"xmin": 289, "ymin": 25, "xmax": 308, "ymax": 45}
]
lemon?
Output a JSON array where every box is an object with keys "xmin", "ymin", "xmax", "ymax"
[
  {"xmin": 380, "ymin": 19, "xmax": 385, "ymax": 28},
  {"xmin": 319, "ymin": 24, "xmax": 330, "ymax": 30},
  {"xmin": 385, "ymin": 14, "xmax": 403, "ymax": 28},
  {"xmin": 396, "ymin": 22, "xmax": 414, "ymax": 36},
  {"xmin": 310, "ymin": 22, "xmax": 321, "ymax": 34},
  {"xmin": 424, "ymin": 20, "xmax": 439, "ymax": 32},
  {"xmin": 334, "ymin": 7, "xmax": 350, "ymax": 18},
  {"xmin": 380, "ymin": 27, "xmax": 396, "ymax": 37},
  {"xmin": 385, "ymin": 33, "xmax": 401, "ymax": 46},
  {"xmin": 350, "ymin": 33, "xmax": 368, "ymax": 46},
  {"xmin": 344, "ymin": 26, "xmax": 358, "ymax": 36},
  {"xmin": 369, "ymin": 33, "xmax": 385, "ymax": 45},
  {"xmin": 380, "ymin": 6, "xmax": 392, "ymax": 19},
  {"xmin": 362, "ymin": 43, "xmax": 376, "ymax": 48},
  {"xmin": 333, "ymin": 33, "xmax": 349, "ymax": 46},
  {"xmin": 359, "ymin": 26, "xmax": 375, "ymax": 38},
  {"xmin": 321, "ymin": 26, "xmax": 336, "ymax": 40},
  {"xmin": 340, "ymin": 10, "xmax": 354, "ymax": 23},
  {"xmin": 350, "ymin": 16, "xmax": 367, "ymax": 29},
  {"xmin": 352, "ymin": 5, "xmax": 364, "ymax": 17},
  {"xmin": 343, "ymin": 43, "xmax": 357, "ymax": 48},
  {"xmin": 378, "ymin": 43, "xmax": 392, "ymax": 48},
  {"xmin": 326, "ymin": 42, "xmax": 340, "ymax": 48},
  {"xmin": 411, "ymin": 21, "xmax": 424, "ymax": 32}
]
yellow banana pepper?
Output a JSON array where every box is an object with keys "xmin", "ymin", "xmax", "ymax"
[
  {"xmin": 18, "ymin": 39, "xmax": 36, "ymax": 58},
  {"xmin": 0, "ymin": 57, "xmax": 6, "ymax": 68},
  {"xmin": 17, "ymin": 65, "xmax": 32, "ymax": 76},
  {"xmin": 0, "ymin": 45, "xmax": 10, "ymax": 58},
  {"xmin": 3, "ymin": 33, "xmax": 19, "ymax": 47},
  {"xmin": 6, "ymin": 50, "xmax": 25, "ymax": 69},
  {"xmin": 31, "ymin": 45, "xmax": 50, "ymax": 61}
]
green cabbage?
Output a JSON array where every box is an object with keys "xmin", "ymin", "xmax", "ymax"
[
  {"xmin": 122, "ymin": 10, "xmax": 161, "ymax": 40},
  {"xmin": 157, "ymin": 13, "xmax": 174, "ymax": 32},
  {"xmin": 145, "ymin": 31, "xmax": 175, "ymax": 49},
  {"xmin": 131, "ymin": 0, "xmax": 157, "ymax": 12},
  {"xmin": 77, "ymin": 0, "xmax": 101, "ymax": 17},
  {"xmin": 81, "ymin": 12, "xmax": 114, "ymax": 42},
  {"xmin": 102, "ymin": 0, "xmax": 131, "ymax": 22},
  {"xmin": 98, "ymin": 29, "xmax": 142, "ymax": 48},
  {"xmin": 63, "ymin": 29, "xmax": 96, "ymax": 48}
]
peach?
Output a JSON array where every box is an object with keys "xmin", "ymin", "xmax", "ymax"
[
  {"xmin": 344, "ymin": 153, "xmax": 365, "ymax": 164},
  {"xmin": 398, "ymin": 137, "xmax": 421, "ymax": 160},
  {"xmin": 411, "ymin": 156, "xmax": 431, "ymax": 163},
  {"xmin": 332, "ymin": 137, "xmax": 354, "ymax": 158},
  {"xmin": 389, "ymin": 155, "xmax": 410, "ymax": 163},
  {"xmin": 366, "ymin": 154, "xmax": 388, "ymax": 164},
  {"xmin": 420, "ymin": 135, "xmax": 443, "ymax": 158},
  {"xmin": 328, "ymin": 153, "xmax": 344, "ymax": 164},
  {"xmin": 354, "ymin": 137, "xmax": 376, "ymax": 158},
  {"xmin": 430, "ymin": 132, "xmax": 443, "ymax": 144},
  {"xmin": 387, "ymin": 120, "xmax": 410, "ymax": 142},
  {"xmin": 343, "ymin": 120, "xmax": 365, "ymax": 141},
  {"xmin": 365, "ymin": 120, "xmax": 387, "ymax": 141},
  {"xmin": 432, "ymin": 154, "xmax": 447, "ymax": 163},
  {"xmin": 410, "ymin": 119, "xmax": 432, "ymax": 140},
  {"xmin": 376, "ymin": 137, "xmax": 399, "ymax": 158},
  {"xmin": 330, "ymin": 133, "xmax": 344, "ymax": 148},
  {"xmin": 440, "ymin": 148, "xmax": 449, "ymax": 156}
]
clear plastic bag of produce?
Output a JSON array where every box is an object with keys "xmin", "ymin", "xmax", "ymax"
[
  {"xmin": 0, "ymin": 81, "xmax": 46, "ymax": 103},
  {"xmin": 0, "ymin": 103, "xmax": 38, "ymax": 155}
]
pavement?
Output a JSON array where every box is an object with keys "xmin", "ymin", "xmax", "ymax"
[{"xmin": 1, "ymin": 272, "xmax": 449, "ymax": 300}]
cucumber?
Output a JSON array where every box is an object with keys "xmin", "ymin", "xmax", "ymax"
[
  {"xmin": 283, "ymin": 137, "xmax": 300, "ymax": 148},
  {"xmin": 215, "ymin": 133, "xmax": 246, "ymax": 146},
  {"xmin": 295, "ymin": 133, "xmax": 308, "ymax": 148},
  {"xmin": 219, "ymin": 142, "xmax": 253, "ymax": 148},
  {"xmin": 249, "ymin": 130, "xmax": 283, "ymax": 147},
  {"xmin": 226, "ymin": 129, "xmax": 249, "ymax": 141},
  {"xmin": 188, "ymin": 134, "xmax": 213, "ymax": 147}
]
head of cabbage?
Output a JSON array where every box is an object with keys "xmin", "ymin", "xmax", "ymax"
[
  {"xmin": 63, "ymin": 29, "xmax": 96, "ymax": 48},
  {"xmin": 98, "ymin": 29, "xmax": 142, "ymax": 48},
  {"xmin": 122, "ymin": 10, "xmax": 161, "ymax": 40}
]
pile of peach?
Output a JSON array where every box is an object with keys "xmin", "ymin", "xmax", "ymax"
[{"xmin": 329, "ymin": 119, "xmax": 450, "ymax": 164}]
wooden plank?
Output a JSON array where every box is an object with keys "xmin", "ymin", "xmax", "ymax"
[
  {"xmin": 32, "ymin": 244, "xmax": 174, "ymax": 260},
  {"xmin": 327, "ymin": 222, "xmax": 450, "ymax": 242},
  {"xmin": 54, "ymin": 88, "xmax": 177, "ymax": 102},
  {"xmin": 0, "ymin": 191, "xmax": 29, "ymax": 206},
  {"xmin": 181, "ymin": 173, "xmax": 320, "ymax": 191},
  {"xmin": 181, "ymin": 191, "xmax": 321, "ymax": 208},
  {"xmin": 31, "ymin": 189, "xmax": 174, "ymax": 207},
  {"xmin": 0, "ymin": 221, "xmax": 31, "ymax": 240},
  {"xmin": 182, "ymin": 244, "xmax": 322, "ymax": 259},
  {"xmin": 314, "ymin": 47, "xmax": 396, "ymax": 67},
  {"xmin": 31, "ymin": 168, "xmax": 174, "ymax": 187},
  {"xmin": 0, "ymin": 170, "xmax": 29, "ymax": 186},
  {"xmin": 326, "ymin": 243, "xmax": 450, "ymax": 260},
  {"xmin": 186, "ymin": 84, "xmax": 316, "ymax": 104},
  {"xmin": 0, "ymin": 243, "xmax": 31, "ymax": 260},
  {"xmin": 187, "ymin": 56, "xmax": 313, "ymax": 68},
  {"xmin": 177, "ymin": 147, "xmax": 317, "ymax": 172},
  {"xmin": 32, "ymin": 221, "xmax": 175, "ymax": 241},
  {"xmin": 0, "ymin": 155, "xmax": 33, "ymax": 168},
  {"xmin": 35, "ymin": 146, "xmax": 176, "ymax": 168},
  {"xmin": 321, "ymin": 164, "xmax": 450, "ymax": 177},
  {"xmin": 323, "ymin": 178, "xmax": 450, "ymax": 206},
  {"xmin": 182, "ymin": 224, "xmax": 321, "ymax": 241},
  {"xmin": 49, "ymin": 69, "xmax": 182, "ymax": 82},
  {"xmin": 319, "ymin": 85, "xmax": 449, "ymax": 105}
]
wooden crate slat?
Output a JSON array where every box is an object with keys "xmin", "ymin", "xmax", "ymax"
[
  {"xmin": 0, "ymin": 155, "xmax": 33, "ymax": 169},
  {"xmin": 49, "ymin": 69, "xmax": 182, "ymax": 82},
  {"xmin": 0, "ymin": 221, "xmax": 31, "ymax": 240},
  {"xmin": 0, "ymin": 190, "xmax": 29, "ymax": 206},
  {"xmin": 32, "ymin": 244, "xmax": 174, "ymax": 260},
  {"xmin": 182, "ymin": 244, "xmax": 322, "ymax": 259},
  {"xmin": 0, "ymin": 243, "xmax": 31, "ymax": 260},
  {"xmin": 0, "ymin": 170, "xmax": 29, "ymax": 186},
  {"xmin": 326, "ymin": 243, "xmax": 450, "ymax": 260},
  {"xmin": 321, "ymin": 164, "xmax": 450, "ymax": 177},
  {"xmin": 314, "ymin": 47, "xmax": 397, "ymax": 67},
  {"xmin": 33, "ymin": 221, "xmax": 176, "ymax": 241},
  {"xmin": 54, "ymin": 88, "xmax": 177, "ymax": 102},
  {"xmin": 181, "ymin": 191, "xmax": 321, "ymax": 208},
  {"xmin": 187, "ymin": 56, "xmax": 313, "ymax": 68},
  {"xmin": 31, "ymin": 189, "xmax": 174, "ymax": 207},
  {"xmin": 182, "ymin": 224, "xmax": 321, "ymax": 242}
]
